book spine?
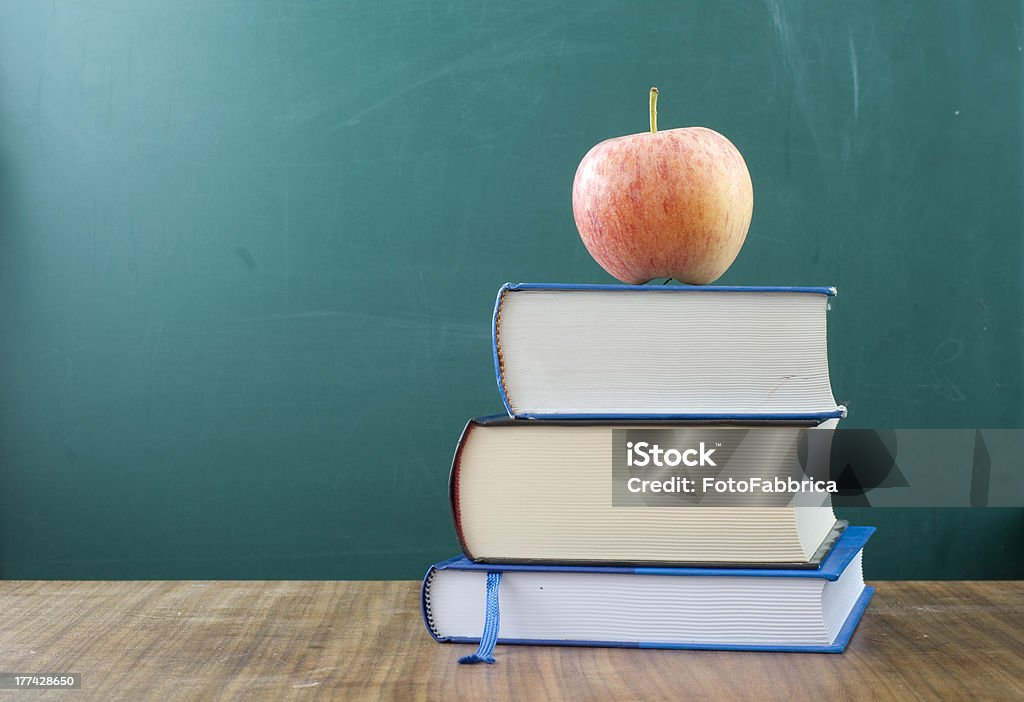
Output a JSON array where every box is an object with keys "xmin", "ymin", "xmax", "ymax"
[
  {"xmin": 448, "ymin": 419, "xmax": 478, "ymax": 560},
  {"xmin": 492, "ymin": 284, "xmax": 515, "ymax": 416},
  {"xmin": 420, "ymin": 565, "xmax": 446, "ymax": 643}
]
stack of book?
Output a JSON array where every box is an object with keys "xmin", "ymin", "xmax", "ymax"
[{"xmin": 422, "ymin": 283, "xmax": 874, "ymax": 661}]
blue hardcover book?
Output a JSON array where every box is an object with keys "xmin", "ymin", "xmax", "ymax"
[
  {"xmin": 451, "ymin": 415, "xmax": 845, "ymax": 568},
  {"xmin": 423, "ymin": 526, "xmax": 874, "ymax": 659},
  {"xmin": 492, "ymin": 282, "xmax": 846, "ymax": 420}
]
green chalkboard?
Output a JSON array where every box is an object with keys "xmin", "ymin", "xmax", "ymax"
[{"xmin": 0, "ymin": 1, "xmax": 1021, "ymax": 579}]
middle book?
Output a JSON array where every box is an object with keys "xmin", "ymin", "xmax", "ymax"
[{"xmin": 451, "ymin": 416, "xmax": 843, "ymax": 568}]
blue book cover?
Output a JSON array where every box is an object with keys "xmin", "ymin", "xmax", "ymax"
[
  {"xmin": 491, "ymin": 282, "xmax": 846, "ymax": 421},
  {"xmin": 423, "ymin": 526, "xmax": 874, "ymax": 655}
]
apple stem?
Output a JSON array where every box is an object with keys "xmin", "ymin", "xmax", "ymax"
[{"xmin": 649, "ymin": 87, "xmax": 659, "ymax": 133}]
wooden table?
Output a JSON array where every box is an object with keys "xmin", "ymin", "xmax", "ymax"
[{"xmin": 0, "ymin": 581, "xmax": 1021, "ymax": 700}]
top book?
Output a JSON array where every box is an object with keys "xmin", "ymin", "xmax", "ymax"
[{"xmin": 493, "ymin": 283, "xmax": 844, "ymax": 420}]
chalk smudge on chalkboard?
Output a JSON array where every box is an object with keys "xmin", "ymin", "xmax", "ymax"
[
  {"xmin": 848, "ymin": 32, "xmax": 860, "ymax": 123},
  {"xmin": 235, "ymin": 246, "xmax": 257, "ymax": 272}
]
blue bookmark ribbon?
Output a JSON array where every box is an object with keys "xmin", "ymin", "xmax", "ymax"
[{"xmin": 458, "ymin": 571, "xmax": 502, "ymax": 664}]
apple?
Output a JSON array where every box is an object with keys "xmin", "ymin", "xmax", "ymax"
[{"xmin": 572, "ymin": 88, "xmax": 753, "ymax": 285}]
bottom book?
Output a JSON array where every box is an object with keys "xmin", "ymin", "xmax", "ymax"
[{"xmin": 423, "ymin": 526, "xmax": 874, "ymax": 656}]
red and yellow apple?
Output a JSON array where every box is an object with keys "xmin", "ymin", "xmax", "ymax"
[{"xmin": 572, "ymin": 88, "xmax": 753, "ymax": 285}]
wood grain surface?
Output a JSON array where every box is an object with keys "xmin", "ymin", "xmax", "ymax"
[{"xmin": 0, "ymin": 581, "xmax": 1021, "ymax": 700}]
